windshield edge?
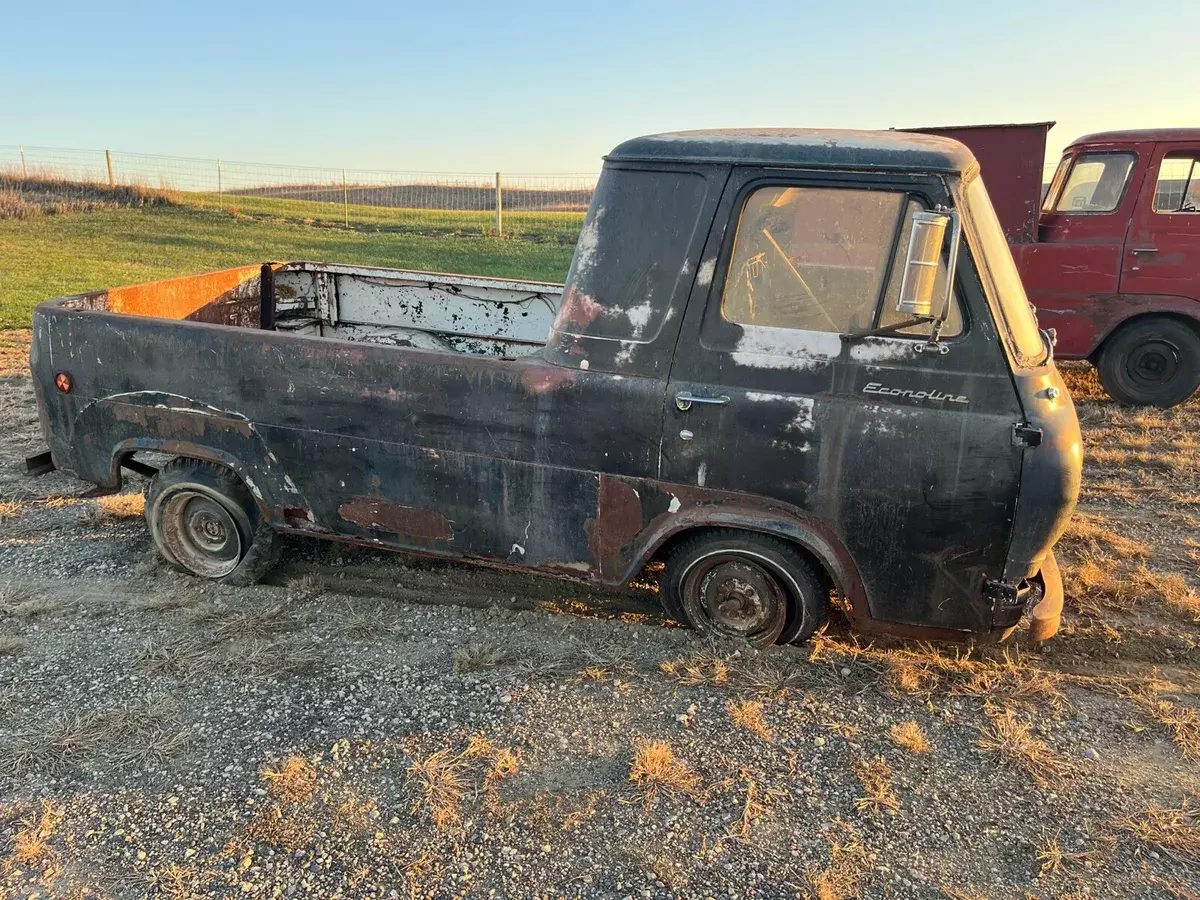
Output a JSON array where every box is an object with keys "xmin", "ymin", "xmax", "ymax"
[{"xmin": 954, "ymin": 173, "xmax": 1049, "ymax": 368}]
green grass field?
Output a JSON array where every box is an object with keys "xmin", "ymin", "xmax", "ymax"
[{"xmin": 0, "ymin": 201, "xmax": 577, "ymax": 329}]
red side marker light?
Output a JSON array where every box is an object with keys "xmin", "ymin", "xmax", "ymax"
[{"xmin": 54, "ymin": 372, "xmax": 73, "ymax": 393}]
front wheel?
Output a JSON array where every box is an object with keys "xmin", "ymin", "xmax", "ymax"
[
  {"xmin": 661, "ymin": 530, "xmax": 828, "ymax": 648},
  {"xmin": 145, "ymin": 458, "xmax": 279, "ymax": 585},
  {"xmin": 1097, "ymin": 318, "xmax": 1200, "ymax": 407}
]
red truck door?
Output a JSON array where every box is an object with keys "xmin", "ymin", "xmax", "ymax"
[{"xmin": 1120, "ymin": 144, "xmax": 1200, "ymax": 299}]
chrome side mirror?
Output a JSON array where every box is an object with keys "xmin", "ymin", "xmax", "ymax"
[{"xmin": 897, "ymin": 208, "xmax": 962, "ymax": 326}]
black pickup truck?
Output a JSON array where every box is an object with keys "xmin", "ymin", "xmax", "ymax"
[{"xmin": 29, "ymin": 129, "xmax": 1081, "ymax": 647}]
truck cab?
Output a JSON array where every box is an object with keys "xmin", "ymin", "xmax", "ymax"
[
  {"xmin": 30, "ymin": 129, "xmax": 1080, "ymax": 647},
  {"xmin": 920, "ymin": 124, "xmax": 1200, "ymax": 406}
]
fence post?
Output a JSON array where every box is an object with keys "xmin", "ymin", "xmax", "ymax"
[
  {"xmin": 495, "ymin": 172, "xmax": 503, "ymax": 237},
  {"xmin": 217, "ymin": 159, "xmax": 222, "ymax": 209},
  {"xmin": 19, "ymin": 146, "xmax": 27, "ymax": 178},
  {"xmin": 105, "ymin": 149, "xmax": 115, "ymax": 186},
  {"xmin": 342, "ymin": 168, "xmax": 349, "ymax": 228}
]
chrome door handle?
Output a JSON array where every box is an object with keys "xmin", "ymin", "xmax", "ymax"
[
  {"xmin": 676, "ymin": 392, "xmax": 730, "ymax": 411},
  {"xmin": 1130, "ymin": 247, "xmax": 1158, "ymax": 254}
]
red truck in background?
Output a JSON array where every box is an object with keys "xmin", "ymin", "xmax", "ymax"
[{"xmin": 915, "ymin": 123, "xmax": 1200, "ymax": 407}]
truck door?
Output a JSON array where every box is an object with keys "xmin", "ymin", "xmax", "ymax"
[
  {"xmin": 1120, "ymin": 145, "xmax": 1200, "ymax": 300},
  {"xmin": 661, "ymin": 169, "xmax": 1026, "ymax": 633}
]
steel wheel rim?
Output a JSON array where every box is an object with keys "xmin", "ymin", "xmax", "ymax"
[
  {"xmin": 681, "ymin": 554, "xmax": 786, "ymax": 643},
  {"xmin": 1127, "ymin": 339, "xmax": 1181, "ymax": 389},
  {"xmin": 160, "ymin": 490, "xmax": 243, "ymax": 578}
]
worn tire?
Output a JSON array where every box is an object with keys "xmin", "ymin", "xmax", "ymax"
[
  {"xmin": 145, "ymin": 458, "xmax": 279, "ymax": 586},
  {"xmin": 661, "ymin": 529, "xmax": 828, "ymax": 648},
  {"xmin": 1097, "ymin": 317, "xmax": 1200, "ymax": 407}
]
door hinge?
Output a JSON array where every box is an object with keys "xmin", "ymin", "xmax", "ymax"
[{"xmin": 1012, "ymin": 423, "xmax": 1043, "ymax": 448}]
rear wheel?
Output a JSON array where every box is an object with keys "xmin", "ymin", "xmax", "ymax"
[
  {"xmin": 1097, "ymin": 317, "xmax": 1200, "ymax": 407},
  {"xmin": 146, "ymin": 458, "xmax": 278, "ymax": 585},
  {"xmin": 661, "ymin": 530, "xmax": 828, "ymax": 647}
]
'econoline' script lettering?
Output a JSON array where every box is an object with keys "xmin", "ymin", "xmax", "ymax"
[{"xmin": 862, "ymin": 382, "xmax": 969, "ymax": 405}]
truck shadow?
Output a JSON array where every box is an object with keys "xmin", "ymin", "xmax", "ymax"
[{"xmin": 263, "ymin": 534, "xmax": 672, "ymax": 627}]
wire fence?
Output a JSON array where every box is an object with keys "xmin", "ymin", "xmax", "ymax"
[{"xmin": 0, "ymin": 145, "xmax": 597, "ymax": 242}]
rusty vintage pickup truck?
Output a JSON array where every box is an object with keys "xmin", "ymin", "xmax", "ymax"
[{"xmin": 29, "ymin": 129, "xmax": 1081, "ymax": 646}]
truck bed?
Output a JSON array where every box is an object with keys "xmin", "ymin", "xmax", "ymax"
[{"xmin": 53, "ymin": 262, "xmax": 563, "ymax": 357}]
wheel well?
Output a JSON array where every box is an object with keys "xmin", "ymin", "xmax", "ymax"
[
  {"xmin": 648, "ymin": 525, "xmax": 836, "ymax": 594},
  {"xmin": 1089, "ymin": 311, "xmax": 1200, "ymax": 364}
]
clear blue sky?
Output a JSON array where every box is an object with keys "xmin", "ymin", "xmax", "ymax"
[{"xmin": 3, "ymin": 0, "xmax": 1197, "ymax": 175}]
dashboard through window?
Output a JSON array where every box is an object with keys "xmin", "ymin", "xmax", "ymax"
[
  {"xmin": 720, "ymin": 186, "xmax": 904, "ymax": 334},
  {"xmin": 1052, "ymin": 152, "xmax": 1136, "ymax": 213}
]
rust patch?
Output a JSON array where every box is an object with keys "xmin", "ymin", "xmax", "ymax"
[
  {"xmin": 554, "ymin": 285, "xmax": 606, "ymax": 331},
  {"xmin": 338, "ymin": 496, "xmax": 453, "ymax": 541},
  {"xmin": 108, "ymin": 400, "xmax": 254, "ymax": 439},
  {"xmin": 585, "ymin": 476, "xmax": 644, "ymax": 561},
  {"xmin": 522, "ymin": 364, "xmax": 577, "ymax": 394},
  {"xmin": 105, "ymin": 265, "xmax": 265, "ymax": 322}
]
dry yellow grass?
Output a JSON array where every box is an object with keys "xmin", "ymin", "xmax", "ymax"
[
  {"xmin": 1134, "ymin": 695, "xmax": 1200, "ymax": 761},
  {"xmin": 802, "ymin": 817, "xmax": 867, "ymax": 900},
  {"xmin": 1035, "ymin": 831, "xmax": 1110, "ymax": 875},
  {"xmin": 976, "ymin": 706, "xmax": 1072, "ymax": 787},
  {"xmin": 89, "ymin": 491, "xmax": 145, "ymax": 523},
  {"xmin": 0, "ymin": 500, "xmax": 21, "ymax": 522},
  {"xmin": 628, "ymin": 739, "xmax": 701, "ymax": 805},
  {"xmin": 659, "ymin": 650, "xmax": 729, "ymax": 686},
  {"xmin": 5, "ymin": 799, "xmax": 62, "ymax": 871},
  {"xmin": 451, "ymin": 641, "xmax": 512, "ymax": 673},
  {"xmin": 883, "ymin": 660, "xmax": 940, "ymax": 697},
  {"xmin": 0, "ymin": 634, "xmax": 28, "ymax": 656},
  {"xmin": 1056, "ymin": 508, "xmax": 1200, "ymax": 622},
  {"xmin": 406, "ymin": 735, "xmax": 518, "ymax": 830},
  {"xmin": 148, "ymin": 863, "xmax": 209, "ymax": 899},
  {"xmin": 1113, "ymin": 798, "xmax": 1200, "ymax": 860},
  {"xmin": 262, "ymin": 756, "xmax": 317, "ymax": 804},
  {"xmin": 245, "ymin": 803, "xmax": 316, "ymax": 852},
  {"xmin": 1133, "ymin": 568, "xmax": 1200, "ymax": 621},
  {"xmin": 888, "ymin": 721, "xmax": 930, "ymax": 753},
  {"xmin": 853, "ymin": 755, "xmax": 899, "ymax": 814},
  {"xmin": 9, "ymin": 596, "xmax": 63, "ymax": 620},
  {"xmin": 727, "ymin": 698, "xmax": 774, "ymax": 742},
  {"xmin": 408, "ymin": 746, "xmax": 471, "ymax": 830},
  {"xmin": 487, "ymin": 747, "xmax": 520, "ymax": 782},
  {"xmin": 1060, "ymin": 513, "xmax": 1151, "ymax": 560},
  {"xmin": 828, "ymin": 637, "xmax": 1064, "ymax": 711}
]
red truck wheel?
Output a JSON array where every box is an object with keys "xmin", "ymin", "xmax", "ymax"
[
  {"xmin": 146, "ymin": 458, "xmax": 279, "ymax": 585},
  {"xmin": 662, "ymin": 530, "xmax": 828, "ymax": 647},
  {"xmin": 1097, "ymin": 318, "xmax": 1200, "ymax": 407}
]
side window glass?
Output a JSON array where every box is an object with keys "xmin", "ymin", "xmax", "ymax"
[
  {"xmin": 720, "ymin": 186, "xmax": 904, "ymax": 334},
  {"xmin": 1153, "ymin": 154, "xmax": 1200, "ymax": 213},
  {"xmin": 1053, "ymin": 152, "xmax": 1136, "ymax": 212},
  {"xmin": 1041, "ymin": 156, "xmax": 1071, "ymax": 214},
  {"xmin": 878, "ymin": 199, "xmax": 964, "ymax": 338}
]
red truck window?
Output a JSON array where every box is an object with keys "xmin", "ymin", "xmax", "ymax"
[
  {"xmin": 1153, "ymin": 154, "xmax": 1200, "ymax": 213},
  {"xmin": 1051, "ymin": 152, "xmax": 1136, "ymax": 213},
  {"xmin": 720, "ymin": 186, "xmax": 903, "ymax": 334}
]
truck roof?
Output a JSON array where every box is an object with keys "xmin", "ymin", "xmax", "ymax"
[
  {"xmin": 1070, "ymin": 128, "xmax": 1200, "ymax": 147},
  {"xmin": 607, "ymin": 128, "xmax": 975, "ymax": 174}
]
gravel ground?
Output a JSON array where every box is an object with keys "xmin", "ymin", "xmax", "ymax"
[{"xmin": 1, "ymin": 329, "xmax": 1198, "ymax": 899}]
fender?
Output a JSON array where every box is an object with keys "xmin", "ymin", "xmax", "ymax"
[
  {"xmin": 609, "ymin": 477, "xmax": 1002, "ymax": 642},
  {"xmin": 66, "ymin": 391, "xmax": 294, "ymax": 517},
  {"xmin": 596, "ymin": 476, "xmax": 869, "ymax": 625},
  {"xmin": 1033, "ymin": 293, "xmax": 1200, "ymax": 360}
]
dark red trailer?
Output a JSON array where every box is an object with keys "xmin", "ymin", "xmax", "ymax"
[{"xmin": 914, "ymin": 123, "xmax": 1200, "ymax": 406}]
